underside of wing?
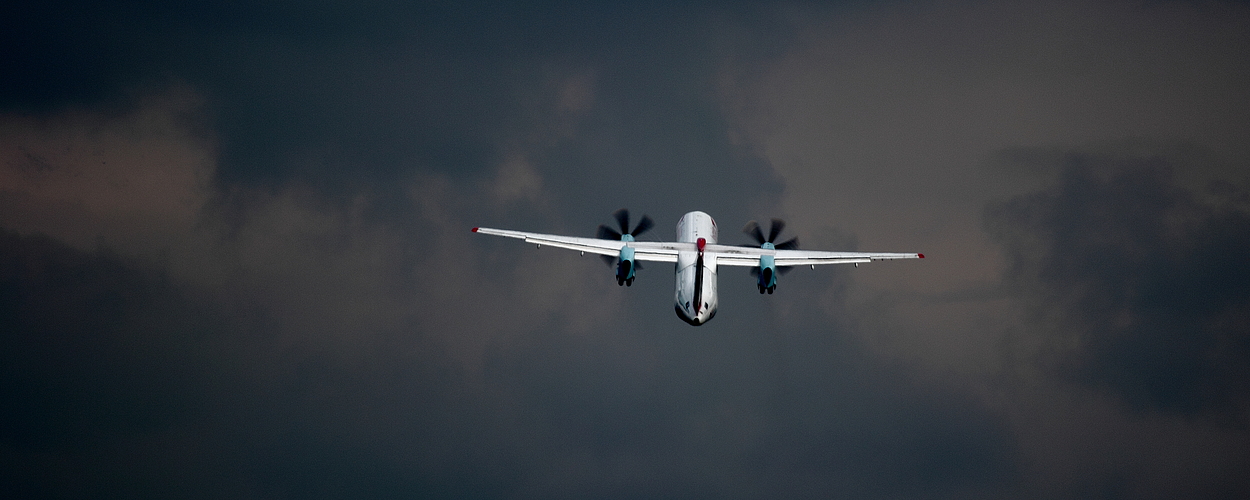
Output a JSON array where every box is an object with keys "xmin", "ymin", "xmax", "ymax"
[
  {"xmin": 707, "ymin": 243, "xmax": 922, "ymax": 267},
  {"xmin": 472, "ymin": 227, "xmax": 684, "ymax": 262},
  {"xmin": 774, "ymin": 250, "xmax": 922, "ymax": 266}
]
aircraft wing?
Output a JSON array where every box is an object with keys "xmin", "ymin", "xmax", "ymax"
[
  {"xmin": 472, "ymin": 227, "xmax": 688, "ymax": 263},
  {"xmin": 706, "ymin": 243, "xmax": 922, "ymax": 267}
]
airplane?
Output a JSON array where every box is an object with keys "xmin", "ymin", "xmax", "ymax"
[{"xmin": 473, "ymin": 210, "xmax": 923, "ymax": 326}]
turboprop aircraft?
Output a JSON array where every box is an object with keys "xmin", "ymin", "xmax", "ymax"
[{"xmin": 473, "ymin": 210, "xmax": 923, "ymax": 326}]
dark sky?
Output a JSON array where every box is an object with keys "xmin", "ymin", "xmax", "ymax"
[{"xmin": 3, "ymin": 1, "xmax": 1249, "ymax": 498}]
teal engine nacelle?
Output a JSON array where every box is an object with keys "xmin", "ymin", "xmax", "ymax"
[
  {"xmin": 742, "ymin": 218, "xmax": 796, "ymax": 295},
  {"xmin": 616, "ymin": 236, "xmax": 636, "ymax": 286},
  {"xmin": 757, "ymin": 253, "xmax": 777, "ymax": 294},
  {"xmin": 598, "ymin": 209, "xmax": 653, "ymax": 287}
]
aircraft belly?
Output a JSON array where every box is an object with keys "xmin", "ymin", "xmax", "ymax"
[{"xmin": 673, "ymin": 258, "xmax": 718, "ymax": 326}]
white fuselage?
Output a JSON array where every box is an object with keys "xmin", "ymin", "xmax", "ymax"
[{"xmin": 674, "ymin": 211, "xmax": 719, "ymax": 326}]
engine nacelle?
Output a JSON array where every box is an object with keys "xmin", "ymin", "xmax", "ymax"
[
  {"xmin": 616, "ymin": 245, "xmax": 636, "ymax": 286},
  {"xmin": 743, "ymin": 219, "xmax": 795, "ymax": 295},
  {"xmin": 757, "ymin": 254, "xmax": 776, "ymax": 294}
]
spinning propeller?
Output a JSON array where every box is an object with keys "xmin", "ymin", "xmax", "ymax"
[
  {"xmin": 597, "ymin": 208, "xmax": 654, "ymax": 241},
  {"xmin": 743, "ymin": 218, "xmax": 799, "ymax": 251},
  {"xmin": 743, "ymin": 218, "xmax": 798, "ymax": 293},
  {"xmin": 597, "ymin": 209, "xmax": 653, "ymax": 285}
]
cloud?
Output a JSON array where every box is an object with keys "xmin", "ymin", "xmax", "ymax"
[
  {"xmin": 0, "ymin": 229, "xmax": 247, "ymax": 497},
  {"xmin": 0, "ymin": 84, "xmax": 1018, "ymax": 498},
  {"xmin": 0, "ymin": 85, "xmax": 213, "ymax": 257},
  {"xmin": 986, "ymin": 145, "xmax": 1250, "ymax": 417},
  {"xmin": 4, "ymin": 1, "xmax": 1250, "ymax": 498}
]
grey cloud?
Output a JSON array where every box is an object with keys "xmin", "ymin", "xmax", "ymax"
[
  {"xmin": 0, "ymin": 228, "xmax": 1017, "ymax": 498},
  {"xmin": 2, "ymin": 0, "xmax": 790, "ymax": 210},
  {"xmin": 986, "ymin": 147, "xmax": 1250, "ymax": 417},
  {"xmin": 5, "ymin": 0, "xmax": 1250, "ymax": 498},
  {"xmin": 0, "ymin": 231, "xmax": 227, "ymax": 496}
]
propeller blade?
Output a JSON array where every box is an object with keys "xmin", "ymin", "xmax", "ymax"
[
  {"xmin": 597, "ymin": 225, "xmax": 622, "ymax": 240},
  {"xmin": 631, "ymin": 215, "xmax": 654, "ymax": 237},
  {"xmin": 774, "ymin": 237, "xmax": 799, "ymax": 250},
  {"xmin": 768, "ymin": 218, "xmax": 786, "ymax": 243},
  {"xmin": 743, "ymin": 220, "xmax": 765, "ymax": 245},
  {"xmin": 748, "ymin": 267, "xmax": 759, "ymax": 278},
  {"xmin": 613, "ymin": 208, "xmax": 630, "ymax": 235},
  {"xmin": 600, "ymin": 255, "xmax": 617, "ymax": 267},
  {"xmin": 778, "ymin": 265, "xmax": 795, "ymax": 275}
]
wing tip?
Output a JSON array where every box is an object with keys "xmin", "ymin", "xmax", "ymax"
[
  {"xmin": 471, "ymin": 227, "xmax": 479, "ymax": 232},
  {"xmin": 918, "ymin": 253, "xmax": 924, "ymax": 259}
]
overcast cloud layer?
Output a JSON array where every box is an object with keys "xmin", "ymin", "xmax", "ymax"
[{"xmin": 3, "ymin": 1, "xmax": 1249, "ymax": 498}]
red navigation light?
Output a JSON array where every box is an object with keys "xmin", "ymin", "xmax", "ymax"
[
  {"xmin": 471, "ymin": 227, "xmax": 479, "ymax": 232},
  {"xmin": 918, "ymin": 253, "xmax": 924, "ymax": 258},
  {"xmin": 697, "ymin": 238, "xmax": 706, "ymax": 252}
]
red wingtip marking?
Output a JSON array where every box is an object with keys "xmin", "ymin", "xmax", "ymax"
[
  {"xmin": 918, "ymin": 253, "xmax": 924, "ymax": 258},
  {"xmin": 471, "ymin": 227, "xmax": 479, "ymax": 232}
]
